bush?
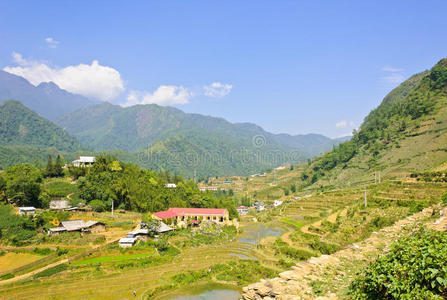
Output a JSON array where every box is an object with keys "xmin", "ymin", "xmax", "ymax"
[
  {"xmin": 0, "ymin": 273, "xmax": 14, "ymax": 280},
  {"xmin": 442, "ymin": 193, "xmax": 447, "ymax": 204},
  {"xmin": 349, "ymin": 230, "xmax": 447, "ymax": 299},
  {"xmin": 32, "ymin": 247, "xmax": 52, "ymax": 256},
  {"xmin": 89, "ymin": 200, "xmax": 106, "ymax": 212}
]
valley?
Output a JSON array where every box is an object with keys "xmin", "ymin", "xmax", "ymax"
[{"xmin": 0, "ymin": 9, "xmax": 446, "ymax": 299}]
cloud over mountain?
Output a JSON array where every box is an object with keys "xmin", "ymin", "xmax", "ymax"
[{"xmin": 3, "ymin": 52, "xmax": 125, "ymax": 101}]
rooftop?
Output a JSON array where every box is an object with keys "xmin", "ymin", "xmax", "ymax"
[{"xmin": 153, "ymin": 208, "xmax": 228, "ymax": 220}]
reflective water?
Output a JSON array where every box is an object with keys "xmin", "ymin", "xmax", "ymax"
[{"xmin": 169, "ymin": 289, "xmax": 240, "ymax": 300}]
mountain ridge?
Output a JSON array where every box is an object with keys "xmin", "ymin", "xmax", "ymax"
[
  {"xmin": 0, "ymin": 100, "xmax": 84, "ymax": 152},
  {"xmin": 0, "ymin": 70, "xmax": 97, "ymax": 121}
]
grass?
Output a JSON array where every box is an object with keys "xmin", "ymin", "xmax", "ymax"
[
  {"xmin": 280, "ymin": 217, "xmax": 305, "ymax": 229},
  {"xmin": 71, "ymin": 253, "xmax": 155, "ymax": 266},
  {"xmin": 0, "ymin": 252, "xmax": 44, "ymax": 272},
  {"xmin": 42, "ymin": 177, "xmax": 78, "ymax": 197}
]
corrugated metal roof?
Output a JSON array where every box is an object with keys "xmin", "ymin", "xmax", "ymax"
[{"xmin": 119, "ymin": 238, "xmax": 136, "ymax": 243}]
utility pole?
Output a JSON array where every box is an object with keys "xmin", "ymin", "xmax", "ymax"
[
  {"xmin": 111, "ymin": 199, "xmax": 114, "ymax": 216},
  {"xmin": 374, "ymin": 171, "xmax": 377, "ymax": 184},
  {"xmin": 364, "ymin": 187, "xmax": 367, "ymax": 208},
  {"xmin": 194, "ymin": 169, "xmax": 197, "ymax": 183},
  {"xmin": 379, "ymin": 171, "xmax": 381, "ymax": 183}
]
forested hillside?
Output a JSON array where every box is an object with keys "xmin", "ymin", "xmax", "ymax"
[
  {"xmin": 0, "ymin": 101, "xmax": 83, "ymax": 152},
  {"xmin": 57, "ymin": 102, "xmax": 344, "ymax": 156}
]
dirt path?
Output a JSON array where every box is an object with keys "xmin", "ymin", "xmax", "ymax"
[{"xmin": 242, "ymin": 206, "xmax": 439, "ymax": 299}]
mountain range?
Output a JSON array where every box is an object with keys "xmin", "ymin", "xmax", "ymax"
[
  {"xmin": 0, "ymin": 70, "xmax": 348, "ymax": 176},
  {"xmin": 0, "ymin": 70, "xmax": 96, "ymax": 121}
]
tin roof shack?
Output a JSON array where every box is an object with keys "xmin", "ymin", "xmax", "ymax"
[
  {"xmin": 48, "ymin": 220, "xmax": 106, "ymax": 235},
  {"xmin": 19, "ymin": 207, "xmax": 36, "ymax": 215},
  {"xmin": 119, "ymin": 237, "xmax": 136, "ymax": 248}
]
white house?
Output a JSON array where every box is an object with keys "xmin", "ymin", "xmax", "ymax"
[
  {"xmin": 72, "ymin": 156, "xmax": 96, "ymax": 167},
  {"xmin": 165, "ymin": 183, "xmax": 177, "ymax": 188},
  {"xmin": 273, "ymin": 200, "xmax": 283, "ymax": 207},
  {"xmin": 19, "ymin": 207, "xmax": 36, "ymax": 215}
]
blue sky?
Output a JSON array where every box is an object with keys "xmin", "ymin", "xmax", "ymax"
[{"xmin": 1, "ymin": 1, "xmax": 446, "ymax": 138}]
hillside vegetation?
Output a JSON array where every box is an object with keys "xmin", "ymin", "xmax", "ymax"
[{"xmin": 0, "ymin": 101, "xmax": 83, "ymax": 153}]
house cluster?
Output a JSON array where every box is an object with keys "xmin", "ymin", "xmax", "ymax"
[
  {"xmin": 199, "ymin": 186, "xmax": 219, "ymax": 192},
  {"xmin": 119, "ymin": 207, "xmax": 230, "ymax": 248},
  {"xmin": 118, "ymin": 221, "xmax": 174, "ymax": 248},
  {"xmin": 236, "ymin": 199, "xmax": 284, "ymax": 216},
  {"xmin": 48, "ymin": 220, "xmax": 106, "ymax": 235}
]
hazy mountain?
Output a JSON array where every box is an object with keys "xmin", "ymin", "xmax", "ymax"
[
  {"xmin": 0, "ymin": 70, "xmax": 97, "ymax": 121},
  {"xmin": 0, "ymin": 100, "xmax": 83, "ymax": 152}
]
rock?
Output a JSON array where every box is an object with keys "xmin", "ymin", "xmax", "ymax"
[{"xmin": 279, "ymin": 270, "xmax": 301, "ymax": 281}]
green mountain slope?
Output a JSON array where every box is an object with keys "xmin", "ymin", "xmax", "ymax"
[
  {"xmin": 55, "ymin": 101, "xmax": 348, "ymax": 176},
  {"xmin": 0, "ymin": 100, "xmax": 83, "ymax": 152},
  {"xmin": 304, "ymin": 58, "xmax": 447, "ymax": 187},
  {"xmin": 56, "ymin": 102, "xmax": 344, "ymax": 156},
  {"xmin": 236, "ymin": 58, "xmax": 447, "ymax": 197}
]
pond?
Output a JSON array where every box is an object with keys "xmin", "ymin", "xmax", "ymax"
[
  {"xmin": 157, "ymin": 283, "xmax": 241, "ymax": 300},
  {"xmin": 238, "ymin": 223, "xmax": 284, "ymax": 245}
]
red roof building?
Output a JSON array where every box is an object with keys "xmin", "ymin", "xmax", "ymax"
[{"xmin": 152, "ymin": 207, "xmax": 229, "ymax": 224}]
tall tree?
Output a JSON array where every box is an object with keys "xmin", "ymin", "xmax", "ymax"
[
  {"xmin": 5, "ymin": 164, "xmax": 42, "ymax": 207},
  {"xmin": 45, "ymin": 154, "xmax": 54, "ymax": 177},
  {"xmin": 54, "ymin": 155, "xmax": 64, "ymax": 177}
]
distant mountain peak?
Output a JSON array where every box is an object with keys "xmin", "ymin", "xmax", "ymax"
[{"xmin": 0, "ymin": 71, "xmax": 97, "ymax": 121}]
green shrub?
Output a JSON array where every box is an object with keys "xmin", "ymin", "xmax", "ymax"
[
  {"xmin": 32, "ymin": 247, "xmax": 52, "ymax": 256},
  {"xmin": 33, "ymin": 263, "xmax": 68, "ymax": 279},
  {"xmin": 442, "ymin": 193, "xmax": 447, "ymax": 204},
  {"xmin": 0, "ymin": 273, "xmax": 14, "ymax": 280},
  {"xmin": 349, "ymin": 230, "xmax": 447, "ymax": 299}
]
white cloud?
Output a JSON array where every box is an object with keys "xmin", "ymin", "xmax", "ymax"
[
  {"xmin": 335, "ymin": 120, "xmax": 355, "ymax": 129},
  {"xmin": 381, "ymin": 66, "xmax": 405, "ymax": 85},
  {"xmin": 382, "ymin": 66, "xmax": 403, "ymax": 73},
  {"xmin": 45, "ymin": 37, "xmax": 59, "ymax": 48},
  {"xmin": 124, "ymin": 86, "xmax": 192, "ymax": 107},
  {"xmin": 3, "ymin": 52, "xmax": 124, "ymax": 100},
  {"xmin": 203, "ymin": 82, "xmax": 232, "ymax": 98}
]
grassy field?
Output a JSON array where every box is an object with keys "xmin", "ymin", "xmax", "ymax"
[
  {"xmin": 0, "ymin": 252, "xmax": 44, "ymax": 273},
  {"xmin": 71, "ymin": 253, "xmax": 156, "ymax": 266}
]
